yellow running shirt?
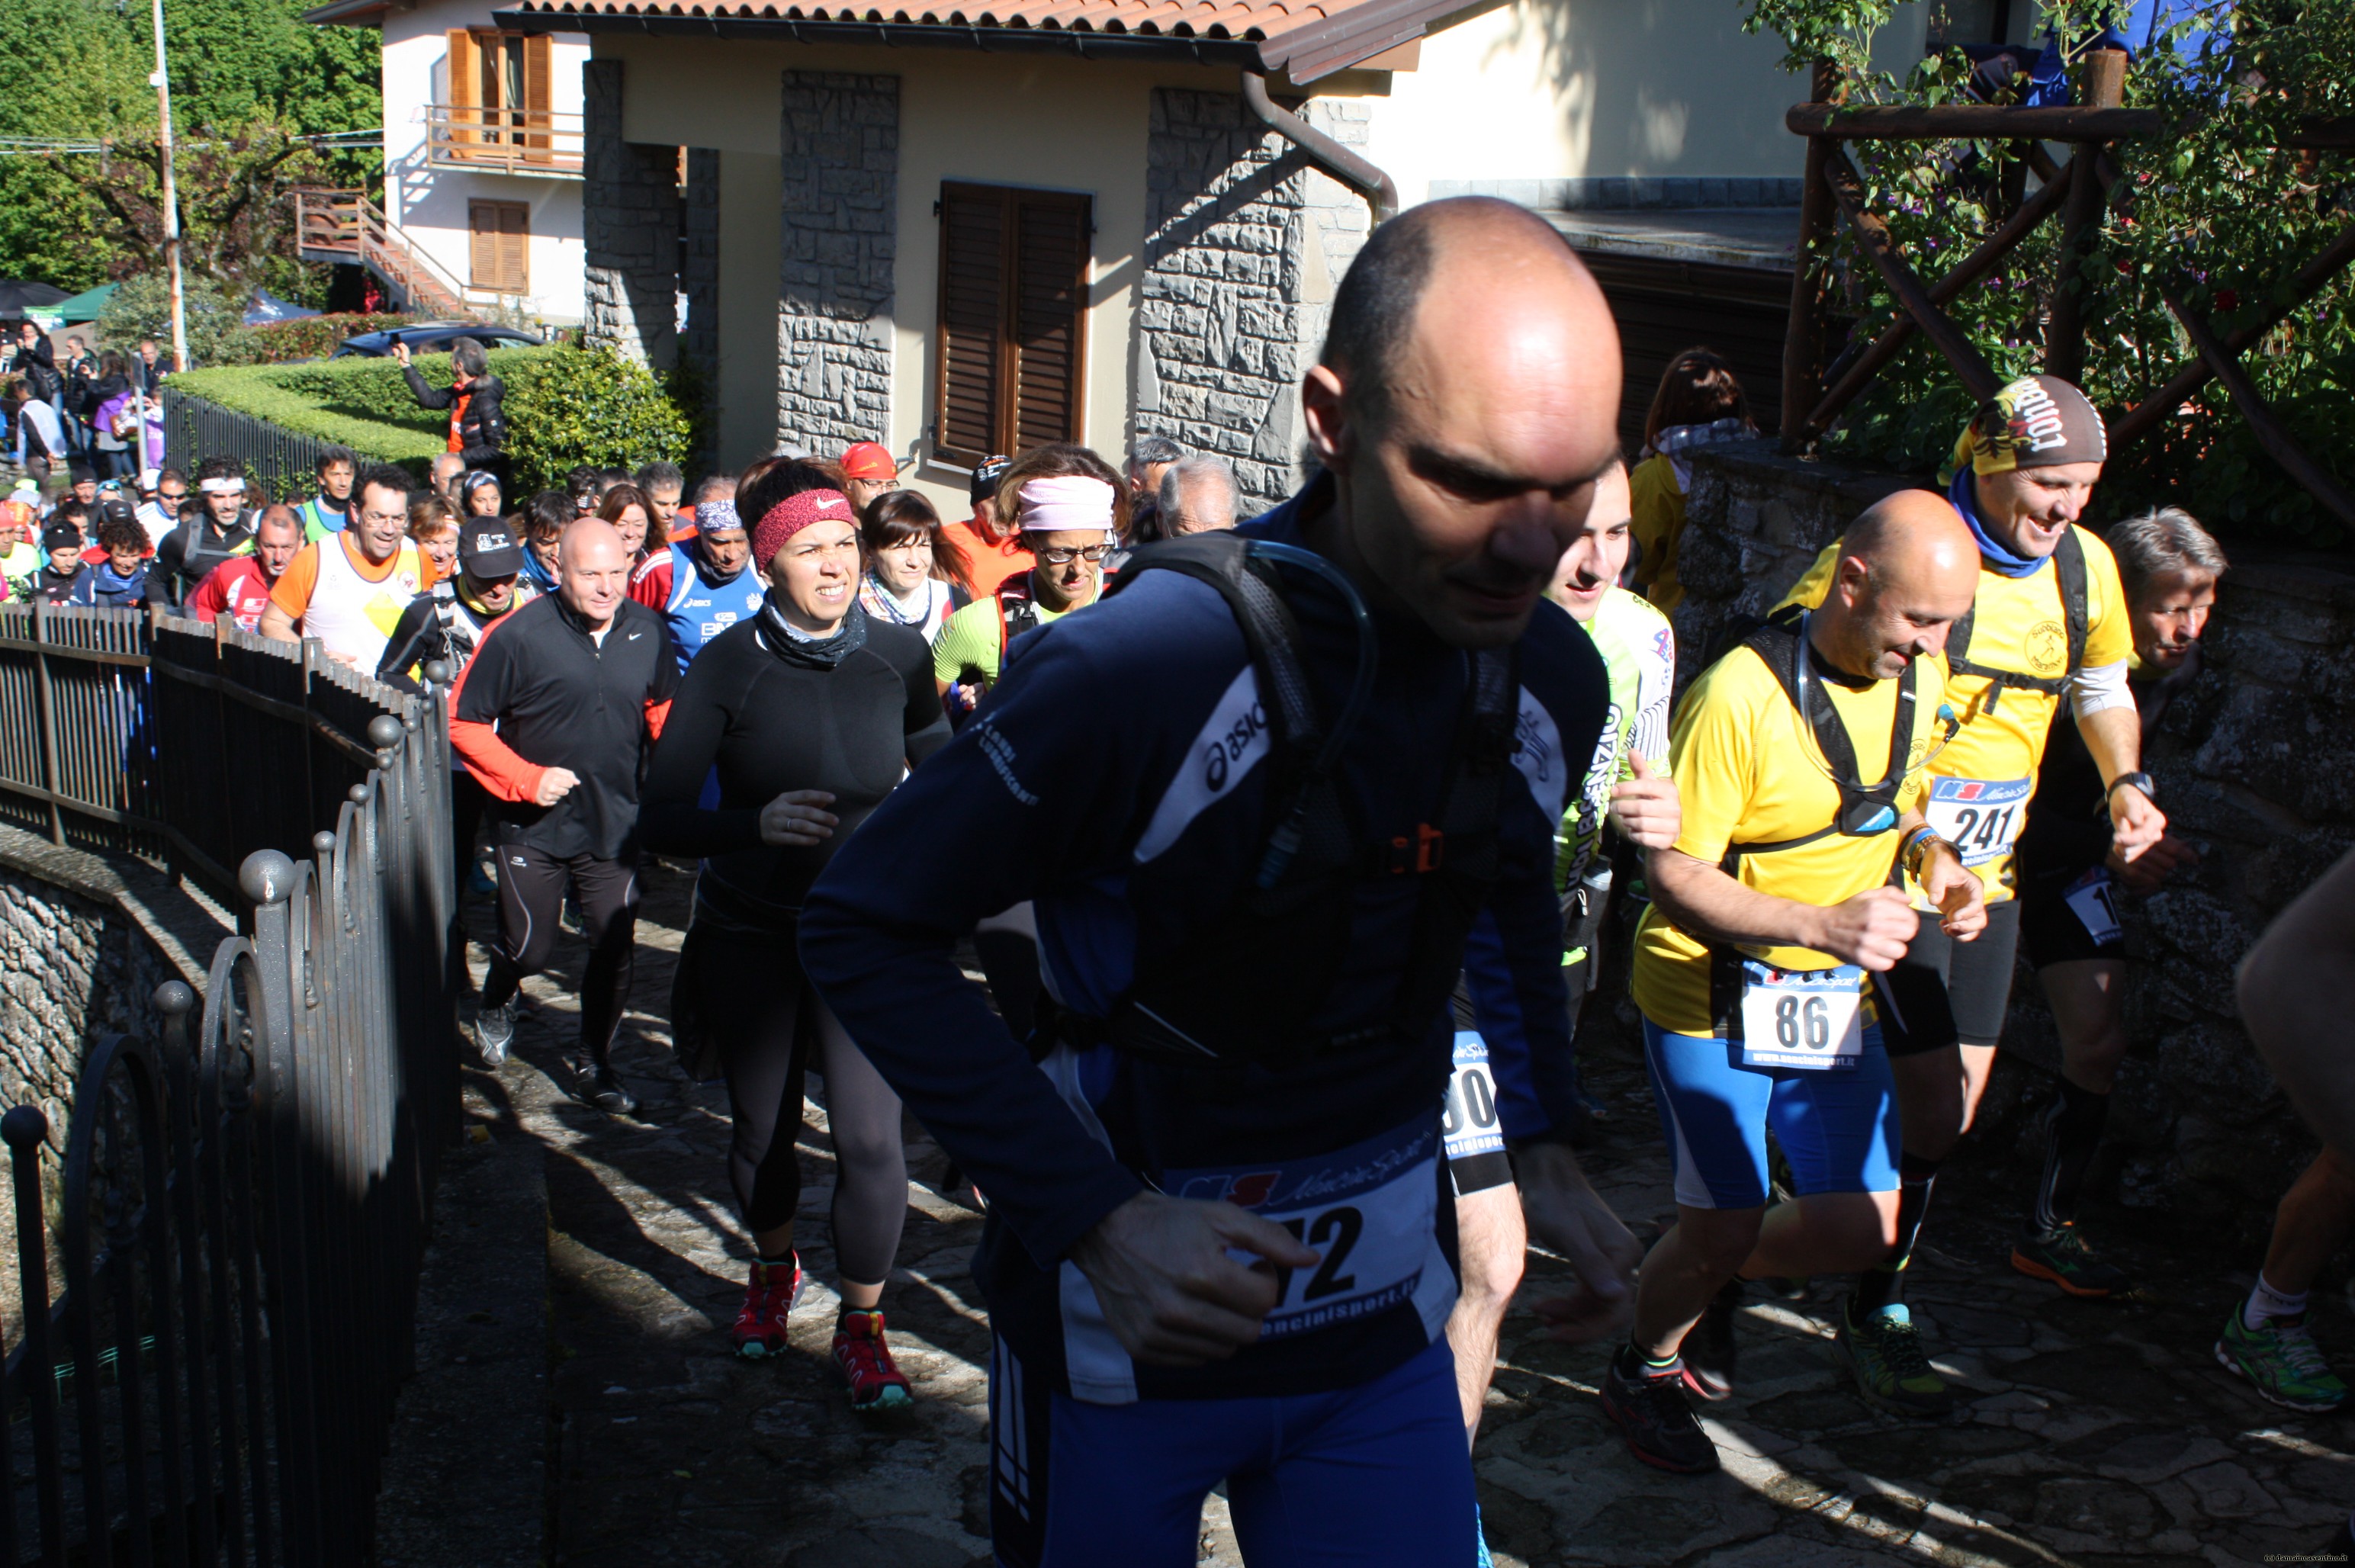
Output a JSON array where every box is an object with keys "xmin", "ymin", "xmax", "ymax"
[
  {"xmin": 1777, "ymin": 520, "xmax": 2131, "ymax": 901},
  {"xmin": 1628, "ymin": 454, "xmax": 1688, "ymax": 615},
  {"xmin": 1630, "ymin": 631, "xmax": 1946, "ymax": 1037}
]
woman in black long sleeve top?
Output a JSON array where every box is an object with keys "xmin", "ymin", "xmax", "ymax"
[{"xmin": 640, "ymin": 472, "xmax": 949, "ymax": 1412}]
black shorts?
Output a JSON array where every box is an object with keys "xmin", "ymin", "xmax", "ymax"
[
  {"xmin": 1873, "ymin": 898, "xmax": 2022, "ymax": 1057},
  {"xmin": 2019, "ymin": 863, "xmax": 2128, "ymax": 969}
]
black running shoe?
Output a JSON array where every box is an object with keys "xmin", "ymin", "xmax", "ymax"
[
  {"xmin": 563, "ymin": 1052, "xmax": 641, "ymax": 1117},
  {"xmin": 1601, "ymin": 1354, "xmax": 1720, "ymax": 1474},
  {"xmin": 1680, "ymin": 1279, "xmax": 1742, "ymax": 1402}
]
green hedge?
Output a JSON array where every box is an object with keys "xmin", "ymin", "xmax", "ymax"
[
  {"xmin": 209, "ymin": 313, "xmax": 419, "ymax": 367},
  {"xmin": 169, "ymin": 344, "xmax": 693, "ymax": 494}
]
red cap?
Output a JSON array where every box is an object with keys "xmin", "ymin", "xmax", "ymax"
[
  {"xmin": 839, "ymin": 442, "xmax": 898, "ymax": 482},
  {"xmin": 753, "ymin": 488, "xmax": 857, "ymax": 570}
]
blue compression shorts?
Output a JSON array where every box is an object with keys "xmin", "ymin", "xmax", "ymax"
[
  {"xmin": 1640, "ymin": 1017, "xmax": 1902, "ymax": 1210},
  {"xmin": 988, "ymin": 1335, "xmax": 1475, "ymax": 1568}
]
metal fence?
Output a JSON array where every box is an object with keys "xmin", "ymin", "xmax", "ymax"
[
  {"xmin": 0, "ymin": 606, "xmax": 460, "ymax": 1563},
  {"xmin": 159, "ymin": 389, "xmax": 402, "ymax": 507}
]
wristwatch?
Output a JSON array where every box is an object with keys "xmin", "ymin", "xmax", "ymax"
[
  {"xmin": 1902, "ymin": 827, "xmax": 1961, "ymax": 881},
  {"xmin": 2107, "ymin": 770, "xmax": 2158, "ymax": 807}
]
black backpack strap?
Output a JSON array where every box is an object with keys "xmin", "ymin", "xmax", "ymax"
[
  {"xmin": 1386, "ymin": 647, "xmax": 1518, "ymax": 1045},
  {"xmin": 2055, "ymin": 525, "xmax": 2089, "ymax": 677},
  {"xmin": 1945, "ymin": 529, "xmax": 2089, "ymax": 710}
]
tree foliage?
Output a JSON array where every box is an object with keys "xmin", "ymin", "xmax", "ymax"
[
  {"xmin": 0, "ymin": 0, "xmax": 378, "ymax": 300},
  {"xmin": 1740, "ymin": 1, "xmax": 2355, "ymax": 545}
]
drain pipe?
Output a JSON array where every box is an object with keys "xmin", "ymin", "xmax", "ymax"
[{"xmin": 1240, "ymin": 69, "xmax": 1399, "ymax": 225}]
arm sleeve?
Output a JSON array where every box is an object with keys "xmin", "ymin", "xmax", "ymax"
[
  {"xmin": 267, "ymin": 543, "xmax": 323, "ymax": 622},
  {"xmin": 2067, "ymin": 658, "xmax": 2133, "ymax": 722},
  {"xmin": 403, "ymin": 365, "xmax": 453, "ymax": 411},
  {"xmin": 638, "ymin": 655, "xmax": 764, "ymax": 856},
  {"xmin": 448, "ymin": 624, "xmax": 544, "ymax": 802},
  {"xmin": 372, "ymin": 597, "xmax": 439, "ymax": 692},
  {"xmin": 798, "ymin": 630, "xmax": 1164, "ymax": 1268},
  {"xmin": 1631, "ymin": 617, "xmax": 1676, "ymax": 774},
  {"xmin": 185, "ymin": 567, "xmax": 227, "ymax": 624},
  {"xmin": 901, "ymin": 639, "xmax": 953, "ymax": 765}
]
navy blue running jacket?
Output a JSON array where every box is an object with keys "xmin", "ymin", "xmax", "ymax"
[{"xmin": 799, "ymin": 476, "xmax": 1608, "ymax": 1403}]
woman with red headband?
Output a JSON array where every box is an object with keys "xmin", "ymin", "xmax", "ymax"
[{"xmin": 640, "ymin": 459, "xmax": 952, "ymax": 1412}]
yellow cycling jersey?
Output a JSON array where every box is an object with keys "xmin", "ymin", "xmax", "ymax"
[
  {"xmin": 1631, "ymin": 632, "xmax": 1945, "ymax": 1037},
  {"xmin": 1776, "ymin": 519, "xmax": 2131, "ymax": 900}
]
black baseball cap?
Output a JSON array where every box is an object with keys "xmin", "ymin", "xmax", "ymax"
[
  {"xmin": 458, "ymin": 515, "xmax": 525, "ymax": 577},
  {"xmin": 97, "ymin": 498, "xmax": 136, "ymax": 529},
  {"xmin": 969, "ymin": 454, "xmax": 1010, "ymax": 504}
]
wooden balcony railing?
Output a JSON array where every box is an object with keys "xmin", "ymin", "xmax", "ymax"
[{"xmin": 424, "ymin": 104, "xmax": 583, "ymax": 178}]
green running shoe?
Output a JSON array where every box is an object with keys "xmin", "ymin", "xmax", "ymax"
[
  {"xmin": 2012, "ymin": 1223, "xmax": 2132, "ymax": 1299},
  {"xmin": 2216, "ymin": 1311, "xmax": 2350, "ymax": 1412},
  {"xmin": 1838, "ymin": 1301, "xmax": 1955, "ymax": 1418}
]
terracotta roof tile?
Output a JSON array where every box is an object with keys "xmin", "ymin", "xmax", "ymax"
[{"xmin": 499, "ymin": 0, "xmax": 1438, "ymax": 80}]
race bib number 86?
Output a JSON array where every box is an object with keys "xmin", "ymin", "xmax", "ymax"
[{"xmin": 1737, "ymin": 962, "xmax": 1865, "ymax": 1071}]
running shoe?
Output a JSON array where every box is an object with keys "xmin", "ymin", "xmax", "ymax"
[
  {"xmin": 562, "ymin": 1052, "xmax": 641, "ymax": 1117},
  {"xmin": 1837, "ymin": 1300, "xmax": 1954, "ymax": 1418},
  {"xmin": 2215, "ymin": 1310, "xmax": 2351, "ymax": 1412},
  {"xmin": 1600, "ymin": 1354, "xmax": 1719, "ymax": 1474},
  {"xmin": 832, "ymin": 1308, "xmax": 914, "ymax": 1413},
  {"xmin": 473, "ymin": 1000, "xmax": 516, "ymax": 1066},
  {"xmin": 731, "ymin": 1257, "xmax": 800, "ymax": 1359},
  {"xmin": 2011, "ymin": 1223, "xmax": 2132, "ymax": 1299},
  {"xmin": 1680, "ymin": 1278, "xmax": 1742, "ymax": 1401}
]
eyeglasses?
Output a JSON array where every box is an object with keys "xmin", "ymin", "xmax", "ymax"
[
  {"xmin": 1036, "ymin": 545, "xmax": 1110, "ymax": 566},
  {"xmin": 158, "ymin": 490, "xmax": 187, "ymax": 503}
]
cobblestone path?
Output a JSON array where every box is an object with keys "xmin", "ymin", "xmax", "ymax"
[{"xmin": 456, "ymin": 862, "xmax": 2355, "ymax": 1566}]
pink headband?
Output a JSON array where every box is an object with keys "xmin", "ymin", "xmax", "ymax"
[
  {"xmin": 753, "ymin": 488, "xmax": 856, "ymax": 568},
  {"xmin": 1017, "ymin": 476, "xmax": 1115, "ymax": 532}
]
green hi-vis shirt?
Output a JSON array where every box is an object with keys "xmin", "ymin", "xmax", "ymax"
[{"xmin": 1555, "ymin": 588, "xmax": 1675, "ymax": 959}]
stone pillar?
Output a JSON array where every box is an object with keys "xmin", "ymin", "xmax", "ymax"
[
  {"xmin": 1134, "ymin": 88, "xmax": 1374, "ymax": 509},
  {"xmin": 776, "ymin": 71, "xmax": 898, "ymax": 456},
  {"xmin": 582, "ymin": 58, "xmax": 683, "ymax": 371}
]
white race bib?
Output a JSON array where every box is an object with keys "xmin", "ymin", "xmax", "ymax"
[
  {"xmin": 1737, "ymin": 962, "xmax": 1865, "ymax": 1071},
  {"xmin": 1168, "ymin": 1119, "xmax": 1439, "ymax": 1341},
  {"xmin": 1923, "ymin": 776, "xmax": 2034, "ymax": 869},
  {"xmin": 1441, "ymin": 1030, "xmax": 1505, "ymax": 1166},
  {"xmin": 2064, "ymin": 866, "xmax": 2123, "ymax": 946}
]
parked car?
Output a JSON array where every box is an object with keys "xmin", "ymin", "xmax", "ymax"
[{"xmin": 332, "ymin": 322, "xmax": 541, "ymax": 358}]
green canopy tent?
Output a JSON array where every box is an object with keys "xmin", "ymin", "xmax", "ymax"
[{"xmin": 37, "ymin": 282, "xmax": 117, "ymax": 327}]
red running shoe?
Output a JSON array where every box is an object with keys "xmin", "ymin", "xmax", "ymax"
[
  {"xmin": 832, "ymin": 1309, "xmax": 914, "ymax": 1412},
  {"xmin": 731, "ymin": 1257, "xmax": 800, "ymax": 1360}
]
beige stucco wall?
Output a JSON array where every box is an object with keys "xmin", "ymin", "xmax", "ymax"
[
  {"xmin": 1364, "ymin": 0, "xmax": 1932, "ymax": 199},
  {"xmin": 604, "ymin": 34, "xmax": 1236, "ymax": 518}
]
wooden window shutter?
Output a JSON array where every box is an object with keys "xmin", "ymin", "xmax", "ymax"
[
  {"xmin": 1010, "ymin": 192, "xmax": 1089, "ymax": 451},
  {"xmin": 936, "ymin": 185, "xmax": 1007, "ymax": 468},
  {"xmin": 497, "ymin": 203, "xmax": 529, "ymax": 294},
  {"xmin": 446, "ymin": 29, "xmax": 480, "ymax": 146},
  {"xmin": 468, "ymin": 201, "xmax": 497, "ymax": 290},
  {"xmin": 522, "ymin": 34, "xmax": 552, "ymax": 155},
  {"xmin": 933, "ymin": 183, "xmax": 1091, "ymax": 467}
]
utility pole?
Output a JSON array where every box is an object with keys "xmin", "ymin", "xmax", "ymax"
[{"xmin": 148, "ymin": 0, "xmax": 188, "ymax": 372}]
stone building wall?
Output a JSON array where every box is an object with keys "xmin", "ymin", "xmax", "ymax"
[
  {"xmin": 1668, "ymin": 439, "xmax": 2354, "ymax": 1232},
  {"xmin": 583, "ymin": 59, "xmax": 683, "ymax": 371},
  {"xmin": 775, "ymin": 71, "xmax": 898, "ymax": 458},
  {"xmin": 1134, "ymin": 88, "xmax": 1374, "ymax": 509}
]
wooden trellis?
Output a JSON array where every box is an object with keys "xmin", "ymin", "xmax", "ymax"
[{"xmin": 1778, "ymin": 50, "xmax": 2355, "ymax": 527}]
